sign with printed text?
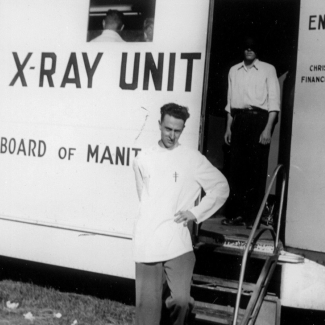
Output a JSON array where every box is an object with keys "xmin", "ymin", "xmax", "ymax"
[
  {"xmin": 0, "ymin": 0, "xmax": 210, "ymax": 237},
  {"xmin": 287, "ymin": 0, "xmax": 325, "ymax": 253}
]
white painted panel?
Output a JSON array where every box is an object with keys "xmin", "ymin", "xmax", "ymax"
[
  {"xmin": 0, "ymin": 0, "xmax": 210, "ymax": 275},
  {"xmin": 286, "ymin": 0, "xmax": 325, "ymax": 252},
  {"xmin": 281, "ymin": 259, "xmax": 325, "ymax": 310},
  {"xmin": 0, "ymin": 219, "xmax": 135, "ymax": 279}
]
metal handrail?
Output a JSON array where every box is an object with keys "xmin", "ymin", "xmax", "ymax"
[{"xmin": 232, "ymin": 164, "xmax": 287, "ymax": 325}]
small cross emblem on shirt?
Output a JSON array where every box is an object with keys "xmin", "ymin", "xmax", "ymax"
[{"xmin": 173, "ymin": 172, "xmax": 179, "ymax": 182}]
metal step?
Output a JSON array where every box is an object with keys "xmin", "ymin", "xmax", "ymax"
[
  {"xmin": 193, "ymin": 218, "xmax": 281, "ymax": 324},
  {"xmin": 193, "ymin": 295, "xmax": 280, "ymax": 325},
  {"xmin": 192, "ymin": 274, "xmax": 256, "ymax": 295},
  {"xmin": 191, "ymin": 251, "xmax": 280, "ymax": 325},
  {"xmin": 195, "ymin": 238, "xmax": 277, "ymax": 260},
  {"xmin": 193, "ymin": 301, "xmax": 244, "ymax": 324}
]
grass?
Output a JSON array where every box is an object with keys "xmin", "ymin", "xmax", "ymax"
[{"xmin": 0, "ymin": 280, "xmax": 135, "ymax": 325}]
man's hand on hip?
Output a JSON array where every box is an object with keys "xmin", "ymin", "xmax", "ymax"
[{"xmin": 174, "ymin": 211, "xmax": 197, "ymax": 227}]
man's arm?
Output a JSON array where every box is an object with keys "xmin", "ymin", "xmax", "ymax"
[
  {"xmin": 266, "ymin": 65, "xmax": 281, "ymax": 113},
  {"xmin": 259, "ymin": 65, "xmax": 280, "ymax": 145},
  {"xmin": 174, "ymin": 157, "xmax": 229, "ymax": 227},
  {"xmin": 224, "ymin": 70, "xmax": 233, "ymax": 145},
  {"xmin": 259, "ymin": 111, "xmax": 278, "ymax": 145},
  {"xmin": 187, "ymin": 155, "xmax": 229, "ymax": 224}
]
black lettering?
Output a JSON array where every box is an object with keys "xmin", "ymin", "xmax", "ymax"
[
  {"xmin": 181, "ymin": 53, "xmax": 201, "ymax": 92},
  {"xmin": 87, "ymin": 145, "xmax": 99, "ymax": 162},
  {"xmin": 82, "ymin": 52, "xmax": 103, "ymax": 88},
  {"xmin": 115, "ymin": 147, "xmax": 125, "ymax": 165},
  {"xmin": 0, "ymin": 138, "xmax": 7, "ymax": 153},
  {"xmin": 29, "ymin": 140, "xmax": 37, "ymax": 156},
  {"xmin": 319, "ymin": 15, "xmax": 325, "ymax": 29},
  {"xmin": 0, "ymin": 138, "xmax": 45, "ymax": 157},
  {"xmin": 9, "ymin": 139, "xmax": 16, "ymax": 154},
  {"xmin": 132, "ymin": 148, "xmax": 141, "ymax": 157},
  {"xmin": 100, "ymin": 146, "xmax": 113, "ymax": 164},
  {"xmin": 309, "ymin": 15, "xmax": 317, "ymax": 30},
  {"xmin": 39, "ymin": 53, "xmax": 57, "ymax": 87},
  {"xmin": 143, "ymin": 53, "xmax": 164, "ymax": 91},
  {"xmin": 68, "ymin": 148, "xmax": 76, "ymax": 160},
  {"xmin": 38, "ymin": 140, "xmax": 46, "ymax": 157},
  {"xmin": 126, "ymin": 147, "xmax": 130, "ymax": 166},
  {"xmin": 60, "ymin": 53, "xmax": 81, "ymax": 88},
  {"xmin": 58, "ymin": 147, "xmax": 67, "ymax": 159},
  {"xmin": 120, "ymin": 53, "xmax": 140, "ymax": 90},
  {"xmin": 167, "ymin": 53, "xmax": 176, "ymax": 91},
  {"xmin": 9, "ymin": 52, "xmax": 33, "ymax": 86},
  {"xmin": 17, "ymin": 139, "xmax": 27, "ymax": 155}
]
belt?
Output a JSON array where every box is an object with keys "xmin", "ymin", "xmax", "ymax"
[{"xmin": 231, "ymin": 107, "xmax": 267, "ymax": 116}]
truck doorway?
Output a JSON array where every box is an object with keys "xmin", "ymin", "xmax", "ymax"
[{"xmin": 203, "ymin": 0, "xmax": 300, "ymax": 195}]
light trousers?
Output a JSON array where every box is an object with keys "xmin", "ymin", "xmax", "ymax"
[{"xmin": 136, "ymin": 251, "xmax": 196, "ymax": 325}]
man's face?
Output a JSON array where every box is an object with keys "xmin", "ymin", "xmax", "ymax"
[
  {"xmin": 244, "ymin": 48, "xmax": 257, "ymax": 61},
  {"xmin": 159, "ymin": 114, "xmax": 185, "ymax": 149}
]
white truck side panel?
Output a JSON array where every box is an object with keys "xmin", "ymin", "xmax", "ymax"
[
  {"xmin": 286, "ymin": 0, "xmax": 325, "ymax": 253},
  {"xmin": 0, "ymin": 0, "xmax": 210, "ymax": 276},
  {"xmin": 282, "ymin": 0, "xmax": 325, "ymax": 310},
  {"xmin": 0, "ymin": 219, "xmax": 134, "ymax": 278}
]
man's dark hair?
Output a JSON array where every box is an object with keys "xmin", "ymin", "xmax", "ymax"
[
  {"xmin": 104, "ymin": 10, "xmax": 124, "ymax": 30},
  {"xmin": 243, "ymin": 36, "xmax": 260, "ymax": 55},
  {"xmin": 160, "ymin": 103, "xmax": 190, "ymax": 123}
]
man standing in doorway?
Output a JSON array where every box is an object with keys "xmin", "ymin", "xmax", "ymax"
[
  {"xmin": 222, "ymin": 37, "xmax": 280, "ymax": 229},
  {"xmin": 133, "ymin": 103, "xmax": 229, "ymax": 325}
]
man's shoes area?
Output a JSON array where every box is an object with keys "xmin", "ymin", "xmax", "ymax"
[
  {"xmin": 221, "ymin": 217, "xmax": 262, "ymax": 230},
  {"xmin": 221, "ymin": 216, "xmax": 246, "ymax": 226},
  {"xmin": 245, "ymin": 223, "xmax": 260, "ymax": 230},
  {"xmin": 261, "ymin": 214, "xmax": 274, "ymax": 227}
]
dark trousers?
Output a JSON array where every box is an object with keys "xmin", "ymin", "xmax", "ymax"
[
  {"xmin": 227, "ymin": 108, "xmax": 270, "ymax": 224},
  {"xmin": 136, "ymin": 251, "xmax": 196, "ymax": 325}
]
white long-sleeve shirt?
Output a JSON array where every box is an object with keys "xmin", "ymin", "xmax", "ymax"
[
  {"xmin": 91, "ymin": 30, "xmax": 125, "ymax": 42},
  {"xmin": 225, "ymin": 59, "xmax": 280, "ymax": 113},
  {"xmin": 133, "ymin": 144, "xmax": 229, "ymax": 263}
]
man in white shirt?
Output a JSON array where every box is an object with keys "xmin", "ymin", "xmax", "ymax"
[
  {"xmin": 133, "ymin": 103, "xmax": 229, "ymax": 325},
  {"xmin": 91, "ymin": 10, "xmax": 125, "ymax": 43},
  {"xmin": 223, "ymin": 37, "xmax": 280, "ymax": 229}
]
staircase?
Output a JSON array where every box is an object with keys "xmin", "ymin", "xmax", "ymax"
[{"xmin": 191, "ymin": 165, "xmax": 286, "ymax": 325}]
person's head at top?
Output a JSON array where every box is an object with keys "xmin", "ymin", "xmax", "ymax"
[
  {"xmin": 158, "ymin": 103, "xmax": 190, "ymax": 150},
  {"xmin": 242, "ymin": 36, "xmax": 260, "ymax": 66},
  {"xmin": 143, "ymin": 18, "xmax": 154, "ymax": 42},
  {"xmin": 102, "ymin": 10, "xmax": 124, "ymax": 32}
]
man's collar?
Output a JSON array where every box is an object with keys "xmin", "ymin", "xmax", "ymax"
[
  {"xmin": 158, "ymin": 140, "xmax": 180, "ymax": 150},
  {"xmin": 238, "ymin": 59, "xmax": 260, "ymax": 70}
]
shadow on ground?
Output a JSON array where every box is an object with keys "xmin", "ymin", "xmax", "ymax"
[{"xmin": 0, "ymin": 255, "xmax": 135, "ymax": 306}]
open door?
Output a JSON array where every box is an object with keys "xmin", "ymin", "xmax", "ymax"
[{"xmin": 203, "ymin": 0, "xmax": 300, "ymax": 216}]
